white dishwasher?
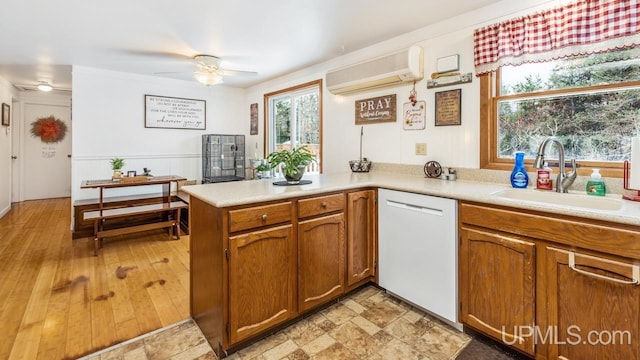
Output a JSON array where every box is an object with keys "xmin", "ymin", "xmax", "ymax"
[{"xmin": 378, "ymin": 188, "xmax": 459, "ymax": 326}]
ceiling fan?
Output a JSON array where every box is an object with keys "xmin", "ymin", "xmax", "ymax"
[
  {"xmin": 156, "ymin": 54, "xmax": 258, "ymax": 86},
  {"xmin": 13, "ymin": 81, "xmax": 71, "ymax": 93}
]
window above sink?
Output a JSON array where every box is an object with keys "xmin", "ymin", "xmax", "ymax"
[{"xmin": 481, "ymin": 47, "xmax": 640, "ymax": 178}]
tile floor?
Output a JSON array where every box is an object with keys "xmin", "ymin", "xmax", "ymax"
[{"xmin": 82, "ymin": 285, "xmax": 472, "ymax": 360}]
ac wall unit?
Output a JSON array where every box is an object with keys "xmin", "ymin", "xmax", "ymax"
[{"xmin": 326, "ymin": 46, "xmax": 423, "ymax": 95}]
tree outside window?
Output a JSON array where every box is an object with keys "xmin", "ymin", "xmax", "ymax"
[
  {"xmin": 482, "ymin": 47, "xmax": 640, "ymax": 177},
  {"xmin": 265, "ymin": 80, "xmax": 322, "ymax": 173}
]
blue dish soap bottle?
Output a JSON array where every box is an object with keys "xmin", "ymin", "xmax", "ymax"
[{"xmin": 510, "ymin": 151, "xmax": 529, "ymax": 188}]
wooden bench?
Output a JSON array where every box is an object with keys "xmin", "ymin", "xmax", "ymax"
[
  {"xmin": 176, "ymin": 189, "xmax": 191, "ymax": 232},
  {"xmin": 85, "ymin": 200, "xmax": 188, "ymax": 256},
  {"xmin": 73, "ymin": 193, "xmax": 181, "ymax": 239}
]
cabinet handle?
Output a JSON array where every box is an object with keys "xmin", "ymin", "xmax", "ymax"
[
  {"xmin": 321, "ymin": 202, "xmax": 328, "ymax": 209},
  {"xmin": 568, "ymin": 252, "xmax": 640, "ymax": 285},
  {"xmin": 261, "ymin": 214, "xmax": 268, "ymax": 221}
]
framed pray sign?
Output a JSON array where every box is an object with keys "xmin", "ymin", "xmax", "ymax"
[{"xmin": 355, "ymin": 94, "xmax": 396, "ymax": 125}]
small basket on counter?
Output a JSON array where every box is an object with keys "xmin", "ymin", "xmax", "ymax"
[
  {"xmin": 349, "ymin": 158, "xmax": 372, "ymax": 173},
  {"xmin": 349, "ymin": 126, "xmax": 372, "ymax": 173}
]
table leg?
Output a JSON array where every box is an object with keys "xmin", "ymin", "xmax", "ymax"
[
  {"xmin": 93, "ymin": 220, "xmax": 99, "ymax": 256},
  {"xmin": 162, "ymin": 182, "xmax": 171, "ymax": 225},
  {"xmin": 162, "ymin": 182, "xmax": 170, "ymax": 203},
  {"xmin": 99, "ymin": 187, "xmax": 104, "ymax": 215},
  {"xmin": 174, "ymin": 208, "xmax": 182, "ymax": 239}
]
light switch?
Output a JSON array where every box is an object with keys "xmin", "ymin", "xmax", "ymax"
[{"xmin": 415, "ymin": 143, "xmax": 427, "ymax": 156}]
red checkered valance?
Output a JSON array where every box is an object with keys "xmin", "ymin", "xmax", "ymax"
[{"xmin": 474, "ymin": 0, "xmax": 640, "ymax": 75}]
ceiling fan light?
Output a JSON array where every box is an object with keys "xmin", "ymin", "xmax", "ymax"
[
  {"xmin": 37, "ymin": 82, "xmax": 53, "ymax": 92},
  {"xmin": 194, "ymin": 71, "xmax": 223, "ymax": 86}
]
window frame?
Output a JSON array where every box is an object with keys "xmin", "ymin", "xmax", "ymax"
[
  {"xmin": 263, "ymin": 79, "xmax": 323, "ymax": 173},
  {"xmin": 480, "ymin": 71, "xmax": 640, "ymax": 178}
]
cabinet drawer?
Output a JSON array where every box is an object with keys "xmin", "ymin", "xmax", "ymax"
[
  {"xmin": 229, "ymin": 202, "xmax": 292, "ymax": 233},
  {"xmin": 460, "ymin": 202, "xmax": 640, "ymax": 260},
  {"xmin": 298, "ymin": 193, "xmax": 345, "ymax": 218}
]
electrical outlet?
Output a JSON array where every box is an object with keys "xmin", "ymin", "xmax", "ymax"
[{"xmin": 415, "ymin": 143, "xmax": 427, "ymax": 156}]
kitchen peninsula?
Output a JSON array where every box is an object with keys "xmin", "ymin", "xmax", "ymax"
[{"xmin": 182, "ymin": 171, "xmax": 640, "ymax": 359}]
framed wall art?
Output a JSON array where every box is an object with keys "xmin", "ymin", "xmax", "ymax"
[
  {"xmin": 403, "ymin": 101, "xmax": 426, "ymax": 130},
  {"xmin": 250, "ymin": 103, "xmax": 258, "ymax": 135},
  {"xmin": 436, "ymin": 54, "xmax": 460, "ymax": 73},
  {"xmin": 145, "ymin": 95, "xmax": 206, "ymax": 130},
  {"xmin": 1, "ymin": 103, "xmax": 9, "ymax": 126},
  {"xmin": 434, "ymin": 89, "xmax": 461, "ymax": 126}
]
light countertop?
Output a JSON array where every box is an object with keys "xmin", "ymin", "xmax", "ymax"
[{"xmin": 181, "ymin": 172, "xmax": 640, "ymax": 227}]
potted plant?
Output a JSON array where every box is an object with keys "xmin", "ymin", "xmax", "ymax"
[
  {"xmin": 255, "ymin": 161, "xmax": 273, "ymax": 179},
  {"xmin": 110, "ymin": 158, "xmax": 125, "ymax": 180},
  {"xmin": 266, "ymin": 145, "xmax": 316, "ymax": 184}
]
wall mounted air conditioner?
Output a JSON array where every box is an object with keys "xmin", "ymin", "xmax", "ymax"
[{"xmin": 326, "ymin": 46, "xmax": 423, "ymax": 95}]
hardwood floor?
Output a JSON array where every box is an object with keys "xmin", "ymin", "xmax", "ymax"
[{"xmin": 0, "ymin": 198, "xmax": 190, "ymax": 360}]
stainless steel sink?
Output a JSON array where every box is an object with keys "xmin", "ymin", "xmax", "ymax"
[{"xmin": 491, "ymin": 188, "xmax": 623, "ymax": 211}]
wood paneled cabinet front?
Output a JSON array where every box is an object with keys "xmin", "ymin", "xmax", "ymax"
[
  {"xmin": 346, "ymin": 190, "xmax": 376, "ymax": 287},
  {"xmin": 190, "ymin": 189, "xmax": 377, "ymax": 356},
  {"xmin": 459, "ymin": 226, "xmax": 536, "ymax": 356},
  {"xmin": 298, "ymin": 213, "xmax": 346, "ymax": 312},
  {"xmin": 459, "ymin": 201, "xmax": 640, "ymax": 359},
  {"xmin": 228, "ymin": 224, "xmax": 297, "ymax": 345},
  {"xmin": 545, "ymin": 247, "xmax": 640, "ymax": 360}
]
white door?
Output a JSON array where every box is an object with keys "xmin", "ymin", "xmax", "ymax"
[{"xmin": 23, "ymin": 102, "xmax": 71, "ymax": 200}]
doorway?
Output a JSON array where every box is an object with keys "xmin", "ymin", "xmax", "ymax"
[{"xmin": 15, "ymin": 96, "xmax": 71, "ymax": 201}]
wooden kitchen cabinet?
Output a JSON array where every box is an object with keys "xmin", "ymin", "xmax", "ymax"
[
  {"xmin": 545, "ymin": 247, "xmax": 640, "ymax": 359},
  {"xmin": 346, "ymin": 190, "xmax": 376, "ymax": 287},
  {"xmin": 459, "ymin": 201, "xmax": 640, "ymax": 359},
  {"xmin": 228, "ymin": 224, "xmax": 297, "ymax": 344},
  {"xmin": 298, "ymin": 213, "xmax": 345, "ymax": 312},
  {"xmin": 459, "ymin": 226, "xmax": 536, "ymax": 356},
  {"xmin": 191, "ymin": 189, "xmax": 377, "ymax": 357}
]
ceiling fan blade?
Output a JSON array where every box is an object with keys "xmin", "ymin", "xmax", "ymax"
[
  {"xmin": 153, "ymin": 71, "xmax": 191, "ymax": 75},
  {"xmin": 220, "ymin": 69, "xmax": 258, "ymax": 77},
  {"xmin": 118, "ymin": 48, "xmax": 193, "ymax": 59}
]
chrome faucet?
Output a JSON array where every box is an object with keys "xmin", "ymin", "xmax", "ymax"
[{"xmin": 533, "ymin": 137, "xmax": 577, "ymax": 193}]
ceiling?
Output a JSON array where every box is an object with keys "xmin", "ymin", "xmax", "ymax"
[{"xmin": 0, "ymin": 0, "xmax": 503, "ymax": 91}]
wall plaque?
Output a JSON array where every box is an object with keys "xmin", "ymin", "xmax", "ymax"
[
  {"xmin": 403, "ymin": 101, "xmax": 426, "ymax": 130},
  {"xmin": 355, "ymin": 94, "xmax": 396, "ymax": 125},
  {"xmin": 434, "ymin": 89, "xmax": 461, "ymax": 126},
  {"xmin": 250, "ymin": 103, "xmax": 258, "ymax": 135},
  {"xmin": 145, "ymin": 95, "xmax": 206, "ymax": 130}
]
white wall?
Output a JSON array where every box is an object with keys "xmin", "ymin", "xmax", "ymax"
[
  {"xmin": 0, "ymin": 76, "xmax": 16, "ymax": 217},
  {"xmin": 245, "ymin": 0, "xmax": 556, "ymax": 174},
  {"xmin": 72, "ymin": 66, "xmax": 247, "ymax": 202}
]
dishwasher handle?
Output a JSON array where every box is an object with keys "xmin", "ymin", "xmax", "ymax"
[{"xmin": 385, "ymin": 200, "xmax": 444, "ymax": 216}]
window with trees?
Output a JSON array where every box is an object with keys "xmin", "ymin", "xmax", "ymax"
[
  {"xmin": 475, "ymin": 1, "xmax": 640, "ymax": 177},
  {"xmin": 264, "ymin": 80, "xmax": 322, "ymax": 173},
  {"xmin": 481, "ymin": 47, "xmax": 640, "ymax": 176}
]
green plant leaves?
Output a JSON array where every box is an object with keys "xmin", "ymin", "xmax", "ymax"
[{"xmin": 266, "ymin": 145, "xmax": 316, "ymax": 173}]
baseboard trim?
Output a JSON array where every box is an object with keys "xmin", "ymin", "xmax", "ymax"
[{"xmin": 0, "ymin": 204, "xmax": 10, "ymax": 219}]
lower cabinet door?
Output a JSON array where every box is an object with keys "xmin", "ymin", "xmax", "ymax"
[
  {"xmin": 459, "ymin": 226, "xmax": 536, "ymax": 356},
  {"xmin": 546, "ymin": 247, "xmax": 640, "ymax": 360},
  {"xmin": 346, "ymin": 190, "xmax": 376, "ymax": 286},
  {"xmin": 228, "ymin": 225, "xmax": 297, "ymax": 345},
  {"xmin": 298, "ymin": 213, "xmax": 346, "ymax": 312}
]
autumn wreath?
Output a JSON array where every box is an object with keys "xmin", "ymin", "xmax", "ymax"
[{"xmin": 30, "ymin": 115, "xmax": 68, "ymax": 143}]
